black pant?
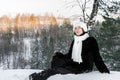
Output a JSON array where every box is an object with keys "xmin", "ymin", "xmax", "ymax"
[{"xmin": 29, "ymin": 52, "xmax": 72, "ymax": 80}]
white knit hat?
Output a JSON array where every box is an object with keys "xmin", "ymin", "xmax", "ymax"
[{"xmin": 73, "ymin": 20, "xmax": 88, "ymax": 32}]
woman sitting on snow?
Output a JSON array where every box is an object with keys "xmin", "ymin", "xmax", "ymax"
[{"xmin": 29, "ymin": 20, "xmax": 110, "ymax": 80}]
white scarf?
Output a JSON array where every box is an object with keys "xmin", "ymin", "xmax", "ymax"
[{"xmin": 72, "ymin": 33, "xmax": 89, "ymax": 64}]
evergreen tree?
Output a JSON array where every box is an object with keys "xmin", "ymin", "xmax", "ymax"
[
  {"xmin": 91, "ymin": 17, "xmax": 120, "ymax": 71},
  {"xmin": 30, "ymin": 38, "xmax": 43, "ymax": 69}
]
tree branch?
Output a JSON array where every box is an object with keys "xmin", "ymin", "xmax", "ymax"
[{"xmin": 87, "ymin": 0, "xmax": 99, "ymax": 27}]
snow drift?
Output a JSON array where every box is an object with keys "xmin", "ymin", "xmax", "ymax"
[{"xmin": 0, "ymin": 69, "xmax": 120, "ymax": 80}]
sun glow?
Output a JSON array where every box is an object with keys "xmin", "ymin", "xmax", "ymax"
[{"xmin": 0, "ymin": 14, "xmax": 70, "ymax": 33}]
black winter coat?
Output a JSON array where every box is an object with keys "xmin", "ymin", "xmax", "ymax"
[{"xmin": 51, "ymin": 37, "xmax": 110, "ymax": 74}]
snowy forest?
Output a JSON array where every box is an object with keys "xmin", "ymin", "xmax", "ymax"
[
  {"xmin": 0, "ymin": 0, "xmax": 120, "ymax": 72},
  {"xmin": 0, "ymin": 16, "xmax": 120, "ymax": 71}
]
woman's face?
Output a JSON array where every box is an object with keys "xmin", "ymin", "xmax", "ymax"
[{"xmin": 74, "ymin": 26, "xmax": 83, "ymax": 36}]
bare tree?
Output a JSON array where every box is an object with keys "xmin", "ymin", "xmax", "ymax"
[
  {"xmin": 62, "ymin": 0, "xmax": 99, "ymax": 28},
  {"xmin": 62, "ymin": 0, "xmax": 119, "ymax": 28},
  {"xmin": 87, "ymin": 0, "xmax": 99, "ymax": 27}
]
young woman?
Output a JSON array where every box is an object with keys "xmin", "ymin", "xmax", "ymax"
[{"xmin": 29, "ymin": 21, "xmax": 110, "ymax": 80}]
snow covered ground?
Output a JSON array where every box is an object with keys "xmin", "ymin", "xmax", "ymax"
[{"xmin": 0, "ymin": 69, "xmax": 120, "ymax": 80}]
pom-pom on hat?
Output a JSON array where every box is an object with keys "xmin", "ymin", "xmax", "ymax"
[{"xmin": 73, "ymin": 20, "xmax": 88, "ymax": 32}]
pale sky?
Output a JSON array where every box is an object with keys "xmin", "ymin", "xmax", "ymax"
[
  {"xmin": 0, "ymin": 0, "xmax": 95, "ymax": 18},
  {"xmin": 0, "ymin": 0, "xmax": 67, "ymax": 17},
  {"xmin": 0, "ymin": 0, "xmax": 119, "ymax": 20}
]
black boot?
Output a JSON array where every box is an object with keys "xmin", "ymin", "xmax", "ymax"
[
  {"xmin": 29, "ymin": 69, "xmax": 59, "ymax": 80},
  {"xmin": 29, "ymin": 72, "xmax": 39, "ymax": 80},
  {"xmin": 38, "ymin": 69, "xmax": 59, "ymax": 80}
]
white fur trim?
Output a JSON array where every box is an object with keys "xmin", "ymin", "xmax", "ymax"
[{"xmin": 73, "ymin": 20, "xmax": 88, "ymax": 32}]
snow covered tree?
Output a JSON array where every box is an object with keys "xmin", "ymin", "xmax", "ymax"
[
  {"xmin": 30, "ymin": 36, "xmax": 43, "ymax": 69},
  {"xmin": 90, "ymin": 17, "xmax": 120, "ymax": 71}
]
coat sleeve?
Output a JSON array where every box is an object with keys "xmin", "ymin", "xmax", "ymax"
[{"xmin": 91, "ymin": 37, "xmax": 110, "ymax": 73}]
